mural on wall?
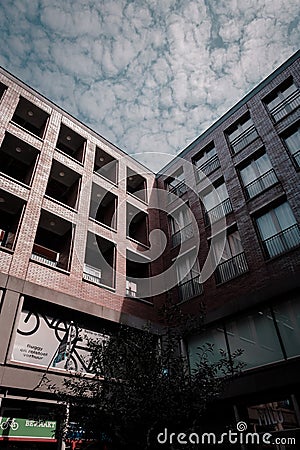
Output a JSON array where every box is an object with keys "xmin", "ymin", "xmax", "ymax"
[{"xmin": 11, "ymin": 309, "xmax": 107, "ymax": 373}]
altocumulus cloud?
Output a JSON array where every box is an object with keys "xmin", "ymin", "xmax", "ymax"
[{"xmin": 0, "ymin": 0, "xmax": 299, "ymax": 171}]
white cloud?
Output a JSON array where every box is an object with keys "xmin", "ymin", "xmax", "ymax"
[{"xmin": 0, "ymin": 0, "xmax": 299, "ymax": 171}]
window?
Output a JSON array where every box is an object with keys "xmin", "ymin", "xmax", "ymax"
[
  {"xmin": 226, "ymin": 308, "xmax": 284, "ymax": 369},
  {"xmin": 94, "ymin": 147, "xmax": 118, "ymax": 184},
  {"xmin": 193, "ymin": 143, "xmax": 220, "ymax": 179},
  {"xmin": 84, "ymin": 232, "xmax": 116, "ymax": 289},
  {"xmin": 188, "ymin": 327, "xmax": 227, "ymax": 371},
  {"xmin": 227, "ymin": 115, "xmax": 259, "ymax": 154},
  {"xmin": 0, "ymin": 133, "xmax": 39, "ymax": 186},
  {"xmin": 239, "ymin": 152, "xmax": 278, "ymax": 199},
  {"xmin": 265, "ymin": 79, "xmax": 300, "ymax": 122},
  {"xmin": 273, "ymin": 296, "xmax": 300, "ymax": 358},
  {"xmin": 202, "ymin": 181, "xmax": 232, "ymax": 225},
  {"xmin": 0, "ymin": 83, "xmax": 7, "ymax": 101},
  {"xmin": 0, "ymin": 189, "xmax": 26, "ymax": 251},
  {"xmin": 212, "ymin": 230, "xmax": 248, "ymax": 284},
  {"xmin": 126, "ymin": 250, "xmax": 150, "ymax": 299},
  {"xmin": 127, "ymin": 168, "xmax": 147, "ymax": 202},
  {"xmin": 126, "ymin": 203, "xmax": 148, "ymax": 246},
  {"xmin": 89, "ymin": 184, "xmax": 117, "ymax": 230},
  {"xmin": 170, "ymin": 205, "xmax": 193, "ymax": 247},
  {"xmin": 256, "ymin": 202, "xmax": 300, "ymax": 258},
  {"xmin": 11, "ymin": 97, "xmax": 49, "ymax": 138},
  {"xmin": 56, "ymin": 124, "xmax": 86, "ymax": 163},
  {"xmin": 45, "ymin": 161, "xmax": 81, "ymax": 210},
  {"xmin": 283, "ymin": 124, "xmax": 300, "ymax": 168},
  {"xmin": 166, "ymin": 168, "xmax": 186, "ymax": 201},
  {"xmin": 176, "ymin": 252, "xmax": 202, "ymax": 302}
]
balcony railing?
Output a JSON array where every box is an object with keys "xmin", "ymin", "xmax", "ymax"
[
  {"xmin": 126, "ymin": 279, "xmax": 138, "ymax": 297},
  {"xmin": 168, "ymin": 180, "xmax": 187, "ymax": 202},
  {"xmin": 292, "ymin": 149, "xmax": 300, "ymax": 168},
  {"xmin": 262, "ymin": 224, "xmax": 300, "ymax": 259},
  {"xmin": 230, "ymin": 125, "xmax": 259, "ymax": 154},
  {"xmin": 204, "ymin": 198, "xmax": 233, "ymax": 225},
  {"xmin": 244, "ymin": 169, "xmax": 278, "ymax": 199},
  {"xmin": 31, "ymin": 243, "xmax": 59, "ymax": 267},
  {"xmin": 268, "ymin": 90, "xmax": 300, "ymax": 122},
  {"xmin": 196, "ymin": 154, "xmax": 220, "ymax": 180},
  {"xmin": 178, "ymin": 275, "xmax": 203, "ymax": 302},
  {"xmin": 171, "ymin": 223, "xmax": 194, "ymax": 248},
  {"xmin": 83, "ymin": 263, "xmax": 102, "ymax": 285},
  {"xmin": 215, "ymin": 252, "xmax": 248, "ymax": 284}
]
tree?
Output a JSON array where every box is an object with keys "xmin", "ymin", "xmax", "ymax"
[{"xmin": 51, "ymin": 302, "xmax": 243, "ymax": 449}]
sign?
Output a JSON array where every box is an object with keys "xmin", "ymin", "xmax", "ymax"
[
  {"xmin": 0, "ymin": 416, "xmax": 56, "ymax": 440},
  {"xmin": 11, "ymin": 310, "xmax": 108, "ymax": 373}
]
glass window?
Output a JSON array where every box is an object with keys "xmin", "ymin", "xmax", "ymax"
[
  {"xmin": 273, "ymin": 296, "xmax": 300, "ymax": 358},
  {"xmin": 187, "ymin": 327, "xmax": 228, "ymax": 372},
  {"xmin": 194, "ymin": 144, "xmax": 216, "ymax": 168},
  {"xmin": 227, "ymin": 116, "xmax": 259, "ymax": 153},
  {"xmin": 256, "ymin": 202, "xmax": 300, "ymax": 258},
  {"xmin": 265, "ymin": 80, "xmax": 300, "ymax": 122},
  {"xmin": 240, "ymin": 153, "xmax": 277, "ymax": 198},
  {"xmin": 170, "ymin": 205, "xmax": 191, "ymax": 235},
  {"xmin": 203, "ymin": 182, "xmax": 229, "ymax": 211},
  {"xmin": 283, "ymin": 125, "xmax": 300, "ymax": 167},
  {"xmin": 226, "ymin": 309, "xmax": 284, "ymax": 369}
]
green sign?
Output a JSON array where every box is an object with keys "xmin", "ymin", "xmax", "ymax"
[{"xmin": 0, "ymin": 417, "xmax": 56, "ymax": 440}]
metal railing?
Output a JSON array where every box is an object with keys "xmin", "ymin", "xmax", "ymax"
[
  {"xmin": 83, "ymin": 264, "xmax": 102, "ymax": 285},
  {"xmin": 215, "ymin": 252, "xmax": 248, "ymax": 284},
  {"xmin": 168, "ymin": 180, "xmax": 187, "ymax": 202},
  {"xmin": 171, "ymin": 223, "xmax": 194, "ymax": 247},
  {"xmin": 268, "ymin": 90, "xmax": 300, "ymax": 122},
  {"xmin": 196, "ymin": 154, "xmax": 220, "ymax": 179},
  {"xmin": 204, "ymin": 198, "xmax": 233, "ymax": 225},
  {"xmin": 178, "ymin": 275, "xmax": 203, "ymax": 302},
  {"xmin": 244, "ymin": 169, "xmax": 278, "ymax": 199},
  {"xmin": 262, "ymin": 224, "xmax": 300, "ymax": 259},
  {"xmin": 230, "ymin": 125, "xmax": 259, "ymax": 154},
  {"xmin": 31, "ymin": 244, "xmax": 59, "ymax": 267}
]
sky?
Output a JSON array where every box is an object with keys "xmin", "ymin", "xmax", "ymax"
[{"xmin": 0, "ymin": 0, "xmax": 299, "ymax": 172}]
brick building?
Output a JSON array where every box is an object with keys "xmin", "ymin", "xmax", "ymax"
[{"xmin": 0, "ymin": 50, "xmax": 299, "ymax": 448}]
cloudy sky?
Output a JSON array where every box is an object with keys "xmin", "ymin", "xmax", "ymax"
[{"xmin": 0, "ymin": 0, "xmax": 299, "ymax": 171}]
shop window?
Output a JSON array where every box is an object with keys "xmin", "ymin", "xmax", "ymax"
[
  {"xmin": 202, "ymin": 179, "xmax": 232, "ymax": 225},
  {"xmin": 32, "ymin": 210, "xmax": 73, "ymax": 271},
  {"xmin": 89, "ymin": 184, "xmax": 117, "ymax": 230},
  {"xmin": 84, "ymin": 232, "xmax": 116, "ymax": 289},
  {"xmin": 193, "ymin": 142, "xmax": 220, "ymax": 180},
  {"xmin": 226, "ymin": 114, "xmax": 259, "ymax": 154},
  {"xmin": 255, "ymin": 201, "xmax": 300, "ymax": 259},
  {"xmin": 94, "ymin": 147, "xmax": 118, "ymax": 184},
  {"xmin": 264, "ymin": 78, "xmax": 300, "ymax": 122},
  {"xmin": 282, "ymin": 123, "xmax": 300, "ymax": 168},
  {"xmin": 187, "ymin": 327, "xmax": 228, "ymax": 372},
  {"xmin": 273, "ymin": 297, "xmax": 300, "ymax": 358},
  {"xmin": 127, "ymin": 167, "xmax": 147, "ymax": 202},
  {"xmin": 56, "ymin": 123, "xmax": 86, "ymax": 163},
  {"xmin": 45, "ymin": 160, "xmax": 81, "ymax": 209},
  {"xmin": 0, "ymin": 189, "xmax": 25, "ymax": 251},
  {"xmin": 226, "ymin": 308, "xmax": 284, "ymax": 369},
  {"xmin": 11, "ymin": 96, "xmax": 49, "ymax": 138},
  {"xmin": 0, "ymin": 132, "xmax": 39, "ymax": 185},
  {"xmin": 126, "ymin": 203, "xmax": 148, "ymax": 246},
  {"xmin": 212, "ymin": 229, "xmax": 248, "ymax": 284},
  {"xmin": 239, "ymin": 151, "xmax": 278, "ymax": 199}
]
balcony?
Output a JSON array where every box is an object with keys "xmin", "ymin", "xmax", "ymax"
[
  {"xmin": 0, "ymin": 190, "xmax": 25, "ymax": 251},
  {"xmin": 268, "ymin": 90, "xmax": 300, "ymax": 123},
  {"xmin": 171, "ymin": 223, "xmax": 193, "ymax": 248},
  {"xmin": 94, "ymin": 147, "xmax": 118, "ymax": 184},
  {"xmin": 178, "ymin": 274, "xmax": 203, "ymax": 302},
  {"xmin": 244, "ymin": 169, "xmax": 279, "ymax": 199},
  {"xmin": 230, "ymin": 125, "xmax": 259, "ymax": 154},
  {"xmin": 196, "ymin": 154, "xmax": 221, "ymax": 180},
  {"xmin": 262, "ymin": 224, "xmax": 300, "ymax": 259},
  {"xmin": 83, "ymin": 263, "xmax": 102, "ymax": 285},
  {"xmin": 11, "ymin": 96, "xmax": 49, "ymax": 139},
  {"xmin": 204, "ymin": 198, "xmax": 233, "ymax": 225},
  {"xmin": 168, "ymin": 180, "xmax": 187, "ymax": 202},
  {"xmin": 215, "ymin": 252, "xmax": 248, "ymax": 284},
  {"xmin": 31, "ymin": 243, "xmax": 59, "ymax": 267},
  {"xmin": 56, "ymin": 124, "xmax": 86, "ymax": 163}
]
